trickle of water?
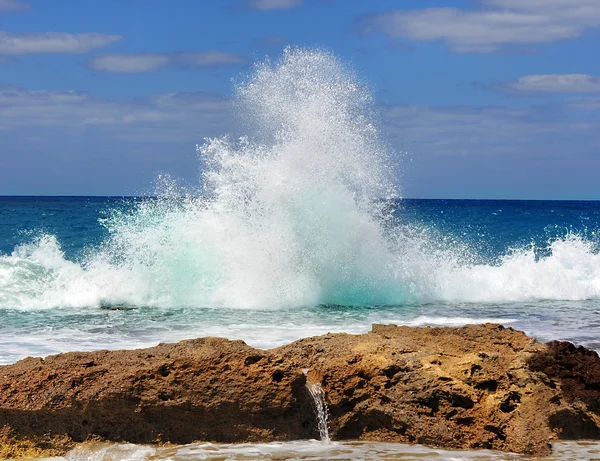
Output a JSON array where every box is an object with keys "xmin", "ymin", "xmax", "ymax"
[{"xmin": 303, "ymin": 370, "xmax": 330, "ymax": 443}]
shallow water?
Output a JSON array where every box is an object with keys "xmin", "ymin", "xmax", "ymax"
[
  {"xmin": 24, "ymin": 440, "xmax": 600, "ymax": 461},
  {"xmin": 0, "ymin": 300, "xmax": 598, "ymax": 365}
]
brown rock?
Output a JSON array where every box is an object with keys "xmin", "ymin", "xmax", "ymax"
[{"xmin": 0, "ymin": 324, "xmax": 599, "ymax": 458}]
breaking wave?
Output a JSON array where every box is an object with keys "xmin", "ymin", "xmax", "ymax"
[{"xmin": 1, "ymin": 48, "xmax": 600, "ymax": 310}]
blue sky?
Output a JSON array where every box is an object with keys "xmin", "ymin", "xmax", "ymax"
[{"xmin": 1, "ymin": 0, "xmax": 600, "ymax": 199}]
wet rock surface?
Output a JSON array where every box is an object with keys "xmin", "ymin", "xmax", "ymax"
[{"xmin": 0, "ymin": 324, "xmax": 599, "ymax": 458}]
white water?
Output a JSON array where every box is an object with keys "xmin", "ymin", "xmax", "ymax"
[
  {"xmin": 1, "ymin": 48, "xmax": 600, "ymax": 312},
  {"xmin": 31, "ymin": 440, "xmax": 600, "ymax": 461},
  {"xmin": 3, "ymin": 232, "xmax": 600, "ymax": 310}
]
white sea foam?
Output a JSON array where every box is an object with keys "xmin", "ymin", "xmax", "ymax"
[
  {"xmin": 426, "ymin": 234, "xmax": 600, "ymax": 303},
  {"xmin": 1, "ymin": 49, "xmax": 600, "ymax": 311}
]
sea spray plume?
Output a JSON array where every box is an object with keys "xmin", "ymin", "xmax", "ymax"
[
  {"xmin": 195, "ymin": 48, "xmax": 405, "ymax": 307},
  {"xmin": 238, "ymin": 48, "xmax": 396, "ymax": 204},
  {"xmin": 199, "ymin": 48, "xmax": 397, "ymax": 214},
  {"xmin": 18, "ymin": 47, "xmax": 406, "ymax": 310}
]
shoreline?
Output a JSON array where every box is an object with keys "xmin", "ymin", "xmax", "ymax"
[{"xmin": 1, "ymin": 323, "xmax": 599, "ymax": 459}]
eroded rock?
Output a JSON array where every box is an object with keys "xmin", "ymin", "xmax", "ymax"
[{"xmin": 0, "ymin": 324, "xmax": 598, "ymax": 458}]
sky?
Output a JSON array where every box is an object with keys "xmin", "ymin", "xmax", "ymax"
[{"xmin": 1, "ymin": 0, "xmax": 600, "ymax": 199}]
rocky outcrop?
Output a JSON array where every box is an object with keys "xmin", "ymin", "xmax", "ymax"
[{"xmin": 0, "ymin": 324, "xmax": 599, "ymax": 458}]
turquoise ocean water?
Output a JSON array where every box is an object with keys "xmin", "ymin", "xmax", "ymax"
[{"xmin": 1, "ymin": 48, "xmax": 599, "ymax": 460}]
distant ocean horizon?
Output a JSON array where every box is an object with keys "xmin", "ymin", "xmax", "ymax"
[{"xmin": 3, "ymin": 195, "xmax": 600, "ymax": 201}]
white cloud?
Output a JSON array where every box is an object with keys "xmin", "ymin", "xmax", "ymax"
[
  {"xmin": 0, "ymin": 87, "xmax": 231, "ymax": 141},
  {"xmin": 383, "ymin": 103, "xmax": 580, "ymax": 157},
  {"xmin": 501, "ymin": 74, "xmax": 600, "ymax": 93},
  {"xmin": 0, "ymin": 31, "xmax": 122, "ymax": 55},
  {"xmin": 89, "ymin": 54, "xmax": 170, "ymax": 73},
  {"xmin": 0, "ymin": 87, "xmax": 234, "ymax": 194},
  {"xmin": 3, "ymin": 83, "xmax": 600, "ymax": 197},
  {"xmin": 0, "ymin": 0, "xmax": 27, "ymax": 11},
  {"xmin": 174, "ymin": 52, "xmax": 246, "ymax": 66},
  {"xmin": 248, "ymin": 0, "xmax": 302, "ymax": 11},
  {"xmin": 381, "ymin": 100, "xmax": 600, "ymax": 199},
  {"xmin": 362, "ymin": 0, "xmax": 600, "ymax": 53},
  {"xmin": 89, "ymin": 52, "xmax": 247, "ymax": 73}
]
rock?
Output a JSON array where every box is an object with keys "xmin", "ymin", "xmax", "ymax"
[{"xmin": 0, "ymin": 324, "xmax": 599, "ymax": 458}]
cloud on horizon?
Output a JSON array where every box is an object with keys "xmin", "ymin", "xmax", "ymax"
[
  {"xmin": 565, "ymin": 97, "xmax": 600, "ymax": 111},
  {"xmin": 4, "ymin": 82, "xmax": 598, "ymax": 159},
  {"xmin": 382, "ymin": 97, "xmax": 600, "ymax": 184},
  {"xmin": 89, "ymin": 51, "xmax": 248, "ymax": 73},
  {"xmin": 2, "ymin": 83, "xmax": 600, "ymax": 197},
  {"xmin": 0, "ymin": 86, "xmax": 231, "ymax": 142},
  {"xmin": 382, "ymin": 97, "xmax": 600, "ymax": 198},
  {"xmin": 361, "ymin": 0, "xmax": 600, "ymax": 53},
  {"xmin": 0, "ymin": 31, "xmax": 123, "ymax": 55},
  {"xmin": 498, "ymin": 74, "xmax": 600, "ymax": 94}
]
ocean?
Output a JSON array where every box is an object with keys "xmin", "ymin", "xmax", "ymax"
[
  {"xmin": 1, "ymin": 48, "xmax": 599, "ymax": 460},
  {"xmin": 1, "ymin": 196, "xmax": 599, "ymax": 366}
]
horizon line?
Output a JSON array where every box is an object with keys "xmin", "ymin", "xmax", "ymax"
[{"xmin": 1, "ymin": 195, "xmax": 599, "ymax": 202}]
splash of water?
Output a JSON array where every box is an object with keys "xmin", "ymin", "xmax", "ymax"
[
  {"xmin": 0, "ymin": 48, "xmax": 407, "ymax": 310},
  {"xmin": 1, "ymin": 48, "xmax": 600, "ymax": 311}
]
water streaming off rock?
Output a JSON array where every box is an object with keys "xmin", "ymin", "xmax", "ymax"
[{"xmin": 303, "ymin": 370, "xmax": 330, "ymax": 443}]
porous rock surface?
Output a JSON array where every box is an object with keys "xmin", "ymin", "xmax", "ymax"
[{"xmin": 0, "ymin": 324, "xmax": 599, "ymax": 458}]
